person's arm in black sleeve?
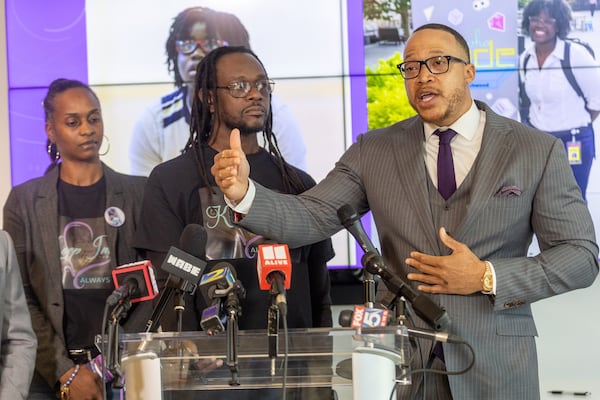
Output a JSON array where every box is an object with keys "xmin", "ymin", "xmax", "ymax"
[{"xmin": 307, "ymin": 239, "xmax": 335, "ymax": 328}]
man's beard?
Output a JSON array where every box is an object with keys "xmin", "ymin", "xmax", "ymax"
[{"xmin": 237, "ymin": 126, "xmax": 264, "ymax": 136}]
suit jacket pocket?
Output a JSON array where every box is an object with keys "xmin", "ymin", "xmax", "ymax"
[{"xmin": 496, "ymin": 307, "xmax": 538, "ymax": 337}]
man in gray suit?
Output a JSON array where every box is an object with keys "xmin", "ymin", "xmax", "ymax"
[
  {"xmin": 0, "ymin": 230, "xmax": 37, "ymax": 399},
  {"xmin": 211, "ymin": 23, "xmax": 599, "ymax": 399}
]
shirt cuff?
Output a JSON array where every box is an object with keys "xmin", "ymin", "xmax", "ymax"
[
  {"xmin": 487, "ymin": 260, "xmax": 497, "ymax": 295},
  {"xmin": 224, "ymin": 179, "xmax": 256, "ymax": 214}
]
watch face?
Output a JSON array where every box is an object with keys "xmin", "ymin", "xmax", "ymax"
[{"xmin": 483, "ymin": 273, "xmax": 493, "ymax": 292}]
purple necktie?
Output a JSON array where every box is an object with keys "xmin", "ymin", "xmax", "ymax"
[{"xmin": 434, "ymin": 128, "xmax": 458, "ymax": 200}]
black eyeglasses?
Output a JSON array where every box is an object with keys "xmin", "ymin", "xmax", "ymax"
[
  {"xmin": 216, "ymin": 80, "xmax": 275, "ymax": 98},
  {"xmin": 175, "ymin": 38, "xmax": 226, "ymax": 55},
  {"xmin": 528, "ymin": 16, "xmax": 557, "ymax": 26},
  {"xmin": 397, "ymin": 55, "xmax": 468, "ymax": 79}
]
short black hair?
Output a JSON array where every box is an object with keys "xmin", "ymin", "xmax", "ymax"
[
  {"xmin": 522, "ymin": 0, "xmax": 572, "ymax": 39},
  {"xmin": 413, "ymin": 23, "xmax": 471, "ymax": 63}
]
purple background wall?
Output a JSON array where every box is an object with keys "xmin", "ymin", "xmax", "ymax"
[{"xmin": 5, "ymin": 0, "xmax": 87, "ymax": 185}]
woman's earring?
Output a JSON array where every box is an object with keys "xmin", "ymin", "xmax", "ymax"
[
  {"xmin": 47, "ymin": 142, "xmax": 60, "ymax": 162},
  {"xmin": 99, "ymin": 135, "xmax": 110, "ymax": 156}
]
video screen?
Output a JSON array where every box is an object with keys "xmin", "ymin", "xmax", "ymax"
[{"xmin": 6, "ymin": 0, "xmax": 600, "ymax": 268}]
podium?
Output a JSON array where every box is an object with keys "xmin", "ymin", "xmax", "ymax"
[{"xmin": 106, "ymin": 326, "xmax": 412, "ymax": 399}]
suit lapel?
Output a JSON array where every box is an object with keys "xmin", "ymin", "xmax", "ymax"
[
  {"xmin": 104, "ymin": 165, "xmax": 123, "ymax": 262},
  {"xmin": 36, "ymin": 169, "xmax": 62, "ymax": 291},
  {"xmin": 455, "ymin": 106, "xmax": 516, "ymax": 240},
  {"xmin": 392, "ymin": 117, "xmax": 439, "ymax": 251}
]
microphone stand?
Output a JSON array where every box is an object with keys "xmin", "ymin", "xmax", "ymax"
[
  {"xmin": 267, "ymin": 296, "xmax": 279, "ymax": 377},
  {"xmin": 145, "ymin": 276, "xmax": 195, "ymax": 333},
  {"xmin": 225, "ymin": 280, "xmax": 245, "ymax": 386},
  {"xmin": 363, "ymin": 270, "xmax": 376, "ymax": 308},
  {"xmin": 107, "ymin": 299, "xmax": 132, "ymax": 388}
]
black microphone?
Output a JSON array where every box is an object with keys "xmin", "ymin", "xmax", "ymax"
[
  {"xmin": 338, "ymin": 306, "xmax": 463, "ymax": 344},
  {"xmin": 106, "ymin": 282, "xmax": 138, "ymax": 306},
  {"xmin": 145, "ymin": 224, "xmax": 208, "ymax": 333},
  {"xmin": 161, "ymin": 224, "xmax": 208, "ymax": 293},
  {"xmin": 363, "ymin": 251, "xmax": 450, "ymax": 331},
  {"xmin": 337, "ymin": 204, "xmax": 450, "ymax": 331},
  {"xmin": 337, "ymin": 204, "xmax": 379, "ymax": 254},
  {"xmin": 107, "ymin": 260, "xmax": 159, "ymax": 306},
  {"xmin": 179, "ymin": 223, "xmax": 208, "ymax": 260}
]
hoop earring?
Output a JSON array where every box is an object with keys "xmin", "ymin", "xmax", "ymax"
[
  {"xmin": 47, "ymin": 142, "xmax": 60, "ymax": 162},
  {"xmin": 99, "ymin": 135, "xmax": 110, "ymax": 156}
]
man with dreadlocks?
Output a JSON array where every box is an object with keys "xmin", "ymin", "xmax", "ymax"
[
  {"xmin": 133, "ymin": 46, "xmax": 334, "ymax": 399},
  {"xmin": 128, "ymin": 6, "xmax": 307, "ymax": 176}
]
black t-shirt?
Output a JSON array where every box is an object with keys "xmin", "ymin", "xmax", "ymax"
[
  {"xmin": 58, "ymin": 177, "xmax": 113, "ymax": 349},
  {"xmin": 134, "ymin": 146, "xmax": 334, "ymax": 331}
]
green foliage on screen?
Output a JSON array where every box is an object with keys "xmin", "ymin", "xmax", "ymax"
[{"xmin": 366, "ymin": 51, "xmax": 417, "ymax": 130}]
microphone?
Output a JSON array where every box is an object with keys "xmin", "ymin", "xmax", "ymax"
[
  {"xmin": 337, "ymin": 204, "xmax": 450, "ymax": 331},
  {"xmin": 337, "ymin": 204, "xmax": 379, "ymax": 255},
  {"xmin": 144, "ymin": 224, "xmax": 208, "ymax": 333},
  {"xmin": 200, "ymin": 303, "xmax": 225, "ymax": 336},
  {"xmin": 198, "ymin": 263, "xmax": 244, "ymax": 334},
  {"xmin": 256, "ymin": 243, "xmax": 292, "ymax": 315},
  {"xmin": 199, "ymin": 263, "xmax": 239, "ymax": 305},
  {"xmin": 363, "ymin": 252, "xmax": 450, "ymax": 331},
  {"xmin": 342, "ymin": 304, "xmax": 390, "ymax": 328},
  {"xmin": 338, "ymin": 305, "xmax": 464, "ymax": 344},
  {"xmin": 108, "ymin": 260, "xmax": 159, "ymax": 306},
  {"xmin": 161, "ymin": 224, "xmax": 208, "ymax": 293}
]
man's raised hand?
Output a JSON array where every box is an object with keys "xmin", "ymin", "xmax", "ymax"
[{"xmin": 211, "ymin": 128, "xmax": 250, "ymax": 203}]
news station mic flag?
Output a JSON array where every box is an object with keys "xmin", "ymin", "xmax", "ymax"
[{"xmin": 110, "ymin": 260, "xmax": 159, "ymax": 305}]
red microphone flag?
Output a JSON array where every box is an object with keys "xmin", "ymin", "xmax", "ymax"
[{"xmin": 257, "ymin": 244, "xmax": 292, "ymax": 290}]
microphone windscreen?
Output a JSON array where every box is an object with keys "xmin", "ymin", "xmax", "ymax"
[
  {"xmin": 179, "ymin": 224, "xmax": 208, "ymax": 260},
  {"xmin": 111, "ymin": 260, "xmax": 159, "ymax": 303},
  {"xmin": 338, "ymin": 309, "xmax": 354, "ymax": 327},
  {"xmin": 337, "ymin": 204, "xmax": 358, "ymax": 228}
]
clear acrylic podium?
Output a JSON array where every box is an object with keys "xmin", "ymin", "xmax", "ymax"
[{"xmin": 106, "ymin": 326, "xmax": 411, "ymax": 399}]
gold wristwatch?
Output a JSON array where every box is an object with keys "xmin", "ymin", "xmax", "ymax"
[{"xmin": 481, "ymin": 261, "xmax": 494, "ymax": 294}]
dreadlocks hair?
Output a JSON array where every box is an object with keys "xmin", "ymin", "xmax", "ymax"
[
  {"xmin": 42, "ymin": 78, "xmax": 100, "ymax": 172},
  {"xmin": 165, "ymin": 7, "xmax": 251, "ymax": 89},
  {"xmin": 522, "ymin": 0, "xmax": 572, "ymax": 39},
  {"xmin": 187, "ymin": 46, "xmax": 308, "ymax": 196}
]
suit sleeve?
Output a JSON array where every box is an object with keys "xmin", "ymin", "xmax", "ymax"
[
  {"xmin": 0, "ymin": 231, "xmax": 37, "ymax": 399},
  {"xmin": 3, "ymin": 190, "xmax": 74, "ymax": 387},
  {"xmin": 492, "ymin": 138, "xmax": 599, "ymax": 310}
]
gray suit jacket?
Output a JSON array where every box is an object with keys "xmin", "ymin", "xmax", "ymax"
[
  {"xmin": 2, "ymin": 164, "xmax": 149, "ymax": 388},
  {"xmin": 240, "ymin": 101, "xmax": 599, "ymax": 399},
  {"xmin": 0, "ymin": 230, "xmax": 37, "ymax": 399}
]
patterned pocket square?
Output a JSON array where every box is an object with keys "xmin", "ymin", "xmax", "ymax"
[{"xmin": 495, "ymin": 185, "xmax": 522, "ymax": 197}]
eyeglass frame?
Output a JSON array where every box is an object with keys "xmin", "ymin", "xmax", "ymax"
[
  {"xmin": 528, "ymin": 16, "xmax": 557, "ymax": 26},
  {"xmin": 175, "ymin": 38, "xmax": 227, "ymax": 55},
  {"xmin": 215, "ymin": 79, "xmax": 275, "ymax": 98},
  {"xmin": 396, "ymin": 55, "xmax": 469, "ymax": 80}
]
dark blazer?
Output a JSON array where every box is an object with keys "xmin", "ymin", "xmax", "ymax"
[
  {"xmin": 2, "ymin": 163, "xmax": 148, "ymax": 388},
  {"xmin": 239, "ymin": 101, "xmax": 599, "ymax": 399}
]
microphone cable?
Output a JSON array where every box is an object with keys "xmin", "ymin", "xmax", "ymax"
[
  {"xmin": 100, "ymin": 300, "xmax": 111, "ymax": 400},
  {"xmin": 280, "ymin": 312, "xmax": 289, "ymax": 400}
]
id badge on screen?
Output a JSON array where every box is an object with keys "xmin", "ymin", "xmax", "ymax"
[{"xmin": 567, "ymin": 141, "xmax": 582, "ymax": 165}]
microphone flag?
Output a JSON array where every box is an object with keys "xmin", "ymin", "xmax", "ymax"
[
  {"xmin": 111, "ymin": 260, "xmax": 159, "ymax": 303},
  {"xmin": 257, "ymin": 244, "xmax": 292, "ymax": 290}
]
